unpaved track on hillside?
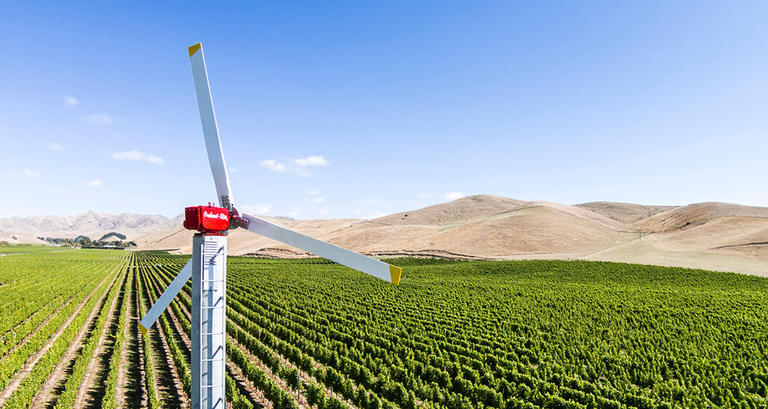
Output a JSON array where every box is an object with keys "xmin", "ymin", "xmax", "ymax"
[
  {"xmin": 72, "ymin": 267, "xmax": 129, "ymax": 409},
  {"xmin": 0, "ymin": 264, "xmax": 120, "ymax": 406},
  {"xmin": 26, "ymin": 264, "xmax": 123, "ymax": 408}
]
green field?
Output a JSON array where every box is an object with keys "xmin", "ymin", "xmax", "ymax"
[{"xmin": 0, "ymin": 246, "xmax": 766, "ymax": 408}]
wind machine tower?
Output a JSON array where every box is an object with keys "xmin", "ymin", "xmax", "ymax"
[{"xmin": 139, "ymin": 43, "xmax": 402, "ymax": 409}]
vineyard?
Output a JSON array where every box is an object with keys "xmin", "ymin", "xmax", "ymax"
[{"xmin": 0, "ymin": 247, "xmax": 766, "ymax": 408}]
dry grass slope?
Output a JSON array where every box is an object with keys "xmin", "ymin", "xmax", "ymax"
[{"xmin": 131, "ymin": 195, "xmax": 768, "ymax": 275}]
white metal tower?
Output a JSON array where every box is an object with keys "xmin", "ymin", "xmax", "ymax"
[{"xmin": 139, "ymin": 43, "xmax": 402, "ymax": 409}]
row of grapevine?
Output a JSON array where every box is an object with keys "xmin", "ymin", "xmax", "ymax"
[
  {"xmin": 146, "ymin": 252, "xmax": 398, "ymax": 409},
  {"xmin": 51, "ymin": 261, "xmax": 130, "ymax": 408},
  {"xmin": 0, "ymin": 254, "xmax": 128, "ymax": 408},
  {"xmin": 7, "ymin": 245, "xmax": 764, "ymax": 409},
  {"xmin": 101, "ymin": 256, "xmax": 134, "ymax": 408},
  {"xmin": 0, "ymin": 257, "xmax": 112, "ymax": 382},
  {"xmin": 140, "ymin": 251, "xmax": 768, "ymax": 409},
  {"xmin": 135, "ymin": 255, "xmax": 162, "ymax": 409},
  {"xmin": 147, "ymin": 252, "xmax": 359, "ymax": 409},
  {"xmin": 136, "ymin": 251, "xmax": 258, "ymax": 409}
]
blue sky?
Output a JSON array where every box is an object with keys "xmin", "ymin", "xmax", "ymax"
[{"xmin": 2, "ymin": 1, "xmax": 767, "ymax": 218}]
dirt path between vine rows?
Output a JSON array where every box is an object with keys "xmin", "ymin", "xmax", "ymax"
[
  {"xmin": 137, "ymin": 268, "xmax": 183, "ymax": 409},
  {"xmin": 114, "ymin": 268, "xmax": 137, "ymax": 408},
  {"xmin": 228, "ymin": 292, "xmax": 364, "ymax": 409},
  {"xmin": 72, "ymin": 266, "xmax": 129, "ymax": 409},
  {"xmin": 0, "ymin": 272, "xmax": 102, "ymax": 362},
  {"xmin": 142, "ymin": 267, "xmax": 189, "ymax": 409},
  {"xmin": 163, "ymin": 272, "xmax": 312, "ymax": 409},
  {"xmin": 153, "ymin": 271, "xmax": 269, "ymax": 409},
  {"xmin": 128, "ymin": 267, "xmax": 148, "ymax": 409},
  {"xmin": 1, "ymin": 262, "xmax": 122, "ymax": 406}
]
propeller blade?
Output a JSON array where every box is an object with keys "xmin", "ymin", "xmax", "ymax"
[
  {"xmin": 239, "ymin": 213, "xmax": 402, "ymax": 284},
  {"xmin": 188, "ymin": 42, "xmax": 234, "ymax": 210},
  {"xmin": 139, "ymin": 258, "xmax": 193, "ymax": 335}
]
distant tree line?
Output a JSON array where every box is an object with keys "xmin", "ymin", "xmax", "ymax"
[{"xmin": 38, "ymin": 233, "xmax": 136, "ymax": 249}]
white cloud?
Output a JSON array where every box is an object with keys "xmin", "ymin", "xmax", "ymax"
[
  {"xmin": 48, "ymin": 141, "xmax": 63, "ymax": 151},
  {"xmin": 246, "ymin": 204, "xmax": 301, "ymax": 218},
  {"xmin": 294, "ymin": 155, "xmax": 328, "ymax": 167},
  {"xmin": 444, "ymin": 192, "xmax": 465, "ymax": 201},
  {"xmin": 6, "ymin": 169, "xmax": 40, "ymax": 178},
  {"xmin": 241, "ymin": 203, "xmax": 272, "ymax": 215},
  {"xmin": 361, "ymin": 198, "xmax": 385, "ymax": 204},
  {"xmin": 260, "ymin": 159, "xmax": 287, "ymax": 173},
  {"xmin": 229, "ymin": 167, "xmax": 238, "ymax": 174},
  {"xmin": 419, "ymin": 192, "xmax": 430, "ymax": 199},
  {"xmin": 22, "ymin": 169, "xmax": 40, "ymax": 178},
  {"xmin": 63, "ymin": 96, "xmax": 79, "ymax": 107},
  {"xmin": 283, "ymin": 208, "xmax": 302, "ymax": 218},
  {"xmin": 261, "ymin": 155, "xmax": 328, "ymax": 177},
  {"xmin": 87, "ymin": 179, "xmax": 103, "ymax": 187},
  {"xmin": 306, "ymin": 189, "xmax": 326, "ymax": 204},
  {"xmin": 87, "ymin": 113, "xmax": 113, "ymax": 124},
  {"xmin": 111, "ymin": 150, "xmax": 164, "ymax": 165}
]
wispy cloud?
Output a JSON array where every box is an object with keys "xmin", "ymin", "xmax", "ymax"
[
  {"xmin": 260, "ymin": 155, "xmax": 329, "ymax": 177},
  {"xmin": 444, "ymin": 192, "xmax": 465, "ymax": 201},
  {"xmin": 260, "ymin": 159, "xmax": 287, "ymax": 173},
  {"xmin": 87, "ymin": 113, "xmax": 113, "ymax": 124},
  {"xmin": 242, "ymin": 204, "xmax": 301, "ymax": 218},
  {"xmin": 87, "ymin": 179, "xmax": 103, "ymax": 187},
  {"xmin": 294, "ymin": 155, "xmax": 328, "ymax": 167},
  {"xmin": 281, "ymin": 208, "xmax": 302, "ymax": 218},
  {"xmin": 63, "ymin": 96, "xmax": 79, "ymax": 107},
  {"xmin": 7, "ymin": 169, "xmax": 41, "ymax": 178},
  {"xmin": 111, "ymin": 150, "xmax": 164, "ymax": 165},
  {"xmin": 48, "ymin": 141, "xmax": 63, "ymax": 151},
  {"xmin": 305, "ymin": 189, "xmax": 326, "ymax": 204},
  {"xmin": 241, "ymin": 203, "xmax": 272, "ymax": 215}
]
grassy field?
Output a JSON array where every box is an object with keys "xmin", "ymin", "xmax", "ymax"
[{"xmin": 0, "ymin": 246, "xmax": 766, "ymax": 408}]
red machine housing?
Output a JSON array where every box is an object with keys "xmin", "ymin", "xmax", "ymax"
[{"xmin": 183, "ymin": 205, "xmax": 231, "ymax": 233}]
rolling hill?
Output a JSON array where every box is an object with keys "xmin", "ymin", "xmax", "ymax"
[{"xmin": 3, "ymin": 195, "xmax": 767, "ymax": 275}]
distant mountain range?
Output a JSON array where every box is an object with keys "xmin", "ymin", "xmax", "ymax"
[
  {"xmin": 0, "ymin": 211, "xmax": 183, "ymax": 242},
  {"xmin": 2, "ymin": 195, "xmax": 767, "ymax": 275}
]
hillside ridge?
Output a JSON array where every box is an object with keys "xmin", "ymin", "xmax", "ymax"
[{"xmin": 2, "ymin": 195, "xmax": 767, "ymax": 275}]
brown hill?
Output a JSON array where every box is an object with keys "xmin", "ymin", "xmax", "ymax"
[
  {"xmin": 585, "ymin": 202, "xmax": 768, "ymax": 275},
  {"xmin": 374, "ymin": 195, "xmax": 525, "ymax": 226},
  {"xmin": 577, "ymin": 202, "xmax": 677, "ymax": 224},
  {"xmin": 631, "ymin": 202, "xmax": 768, "ymax": 232},
  {"xmin": 136, "ymin": 196, "xmax": 631, "ymax": 259},
  {"xmin": 0, "ymin": 233, "xmax": 47, "ymax": 245},
  {"xmin": 4, "ymin": 195, "xmax": 767, "ymax": 275}
]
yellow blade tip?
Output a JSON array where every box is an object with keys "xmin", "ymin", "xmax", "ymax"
[
  {"xmin": 138, "ymin": 323, "xmax": 148, "ymax": 336},
  {"xmin": 389, "ymin": 265, "xmax": 402, "ymax": 285},
  {"xmin": 188, "ymin": 43, "xmax": 202, "ymax": 57}
]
